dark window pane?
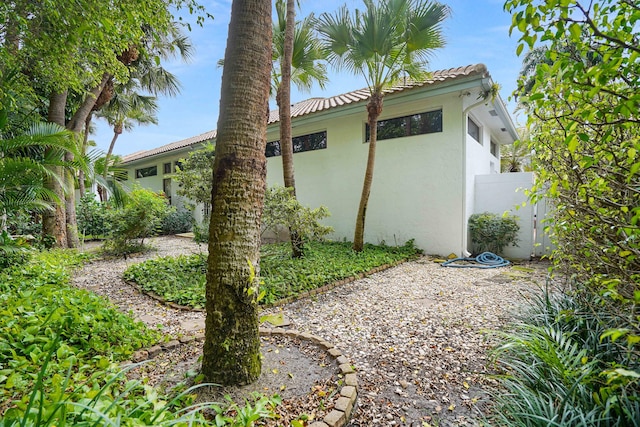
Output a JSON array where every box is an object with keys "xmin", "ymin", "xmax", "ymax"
[
  {"xmin": 468, "ymin": 117, "xmax": 480, "ymax": 142},
  {"xmin": 135, "ymin": 166, "xmax": 157, "ymax": 178},
  {"xmin": 267, "ymin": 131, "xmax": 326, "ymax": 156},
  {"xmin": 366, "ymin": 109, "xmax": 443, "ymax": 142},
  {"xmin": 266, "ymin": 141, "xmax": 281, "ymax": 157}
]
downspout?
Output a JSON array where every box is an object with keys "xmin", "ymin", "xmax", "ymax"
[{"xmin": 460, "ymin": 78, "xmax": 493, "ymax": 256}]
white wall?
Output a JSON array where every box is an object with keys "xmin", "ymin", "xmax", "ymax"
[
  {"xmin": 123, "ymin": 79, "xmax": 516, "ymax": 256},
  {"xmin": 266, "ymin": 90, "xmax": 466, "ymax": 255},
  {"xmin": 474, "ymin": 172, "xmax": 534, "ymax": 259}
]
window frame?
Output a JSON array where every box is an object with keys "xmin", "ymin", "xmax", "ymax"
[
  {"xmin": 365, "ymin": 109, "xmax": 443, "ymax": 142},
  {"xmin": 135, "ymin": 165, "xmax": 158, "ymax": 179},
  {"xmin": 467, "ymin": 116, "xmax": 481, "ymax": 144},
  {"xmin": 266, "ymin": 130, "xmax": 327, "ymax": 158}
]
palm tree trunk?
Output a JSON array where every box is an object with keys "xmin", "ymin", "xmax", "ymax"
[
  {"xmin": 43, "ymin": 91, "xmax": 69, "ymax": 248},
  {"xmin": 61, "ymin": 74, "xmax": 109, "ymax": 248},
  {"xmin": 278, "ymin": 0, "xmax": 304, "ymax": 258},
  {"xmin": 354, "ymin": 93, "xmax": 383, "ymax": 252},
  {"xmin": 201, "ymin": 0, "xmax": 272, "ymax": 386},
  {"xmin": 102, "ymin": 131, "xmax": 120, "ymax": 183}
]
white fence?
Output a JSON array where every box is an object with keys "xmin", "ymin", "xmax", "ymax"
[{"xmin": 474, "ymin": 172, "xmax": 554, "ymax": 260}]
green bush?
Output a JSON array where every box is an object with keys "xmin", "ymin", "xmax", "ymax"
[
  {"xmin": 102, "ymin": 186, "xmax": 171, "ymax": 256},
  {"xmin": 161, "ymin": 207, "xmax": 193, "ymax": 235},
  {"xmin": 262, "ymin": 185, "xmax": 333, "ymax": 244},
  {"xmin": 77, "ymin": 192, "xmax": 111, "ymax": 238},
  {"xmin": 193, "ymin": 216, "xmax": 210, "ymax": 244},
  {"xmin": 0, "ymin": 231, "xmax": 33, "ymax": 269},
  {"xmin": 490, "ymin": 286, "xmax": 640, "ymax": 426},
  {"xmin": 124, "ymin": 240, "xmax": 421, "ymax": 307},
  {"xmin": 0, "ymin": 250, "xmax": 160, "ymax": 416},
  {"xmin": 468, "ymin": 212, "xmax": 519, "ymax": 255},
  {"xmin": 5, "ymin": 210, "xmax": 42, "ymax": 238}
]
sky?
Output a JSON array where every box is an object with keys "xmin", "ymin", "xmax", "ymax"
[{"xmin": 93, "ymin": 0, "xmax": 525, "ymax": 157}]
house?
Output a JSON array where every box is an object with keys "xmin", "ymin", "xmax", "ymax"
[{"xmin": 121, "ymin": 64, "xmax": 523, "ymax": 257}]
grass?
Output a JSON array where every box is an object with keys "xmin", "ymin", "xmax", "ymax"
[{"xmin": 123, "ymin": 240, "xmax": 422, "ymax": 308}]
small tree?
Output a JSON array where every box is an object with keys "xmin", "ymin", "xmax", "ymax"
[
  {"xmin": 102, "ymin": 186, "xmax": 171, "ymax": 256},
  {"xmin": 261, "ymin": 185, "xmax": 333, "ymax": 247},
  {"xmin": 318, "ymin": 0, "xmax": 449, "ymax": 252}
]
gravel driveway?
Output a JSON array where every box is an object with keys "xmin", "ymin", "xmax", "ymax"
[{"xmin": 73, "ymin": 236, "xmax": 547, "ymax": 426}]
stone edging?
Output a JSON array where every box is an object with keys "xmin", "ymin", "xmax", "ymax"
[
  {"xmin": 130, "ymin": 327, "xmax": 358, "ymax": 427},
  {"xmin": 126, "ymin": 257, "xmax": 412, "ymax": 312}
]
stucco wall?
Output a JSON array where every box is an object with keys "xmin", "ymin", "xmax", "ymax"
[
  {"xmin": 122, "ymin": 79, "xmax": 515, "ymax": 256},
  {"xmin": 474, "ymin": 172, "xmax": 534, "ymax": 260},
  {"xmin": 266, "ymin": 91, "xmax": 466, "ymax": 255}
]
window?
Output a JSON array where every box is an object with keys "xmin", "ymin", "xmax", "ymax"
[
  {"xmin": 174, "ymin": 160, "xmax": 183, "ymax": 172},
  {"xmin": 266, "ymin": 131, "xmax": 327, "ymax": 158},
  {"xmin": 135, "ymin": 166, "xmax": 157, "ymax": 178},
  {"xmin": 490, "ymin": 140, "xmax": 498, "ymax": 157},
  {"xmin": 366, "ymin": 109, "xmax": 442, "ymax": 142},
  {"xmin": 163, "ymin": 162, "xmax": 172, "ymax": 174},
  {"xmin": 468, "ymin": 117, "xmax": 480, "ymax": 143}
]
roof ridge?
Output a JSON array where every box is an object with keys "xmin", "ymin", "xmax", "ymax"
[{"xmin": 123, "ymin": 64, "xmax": 487, "ymax": 164}]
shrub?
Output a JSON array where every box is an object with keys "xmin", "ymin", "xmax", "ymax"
[
  {"xmin": 468, "ymin": 212, "xmax": 519, "ymax": 255},
  {"xmin": 490, "ymin": 285, "xmax": 640, "ymax": 426},
  {"xmin": 193, "ymin": 216, "xmax": 210, "ymax": 243},
  {"xmin": 5, "ymin": 210, "xmax": 42, "ymax": 238},
  {"xmin": 102, "ymin": 186, "xmax": 171, "ymax": 256},
  {"xmin": 161, "ymin": 207, "xmax": 193, "ymax": 235},
  {"xmin": 262, "ymin": 185, "xmax": 333, "ymax": 243},
  {"xmin": 77, "ymin": 192, "xmax": 111, "ymax": 238},
  {"xmin": 0, "ymin": 231, "xmax": 33, "ymax": 269}
]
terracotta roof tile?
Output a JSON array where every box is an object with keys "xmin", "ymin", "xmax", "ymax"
[
  {"xmin": 123, "ymin": 64, "xmax": 488, "ymax": 164},
  {"xmin": 122, "ymin": 130, "xmax": 217, "ymax": 163}
]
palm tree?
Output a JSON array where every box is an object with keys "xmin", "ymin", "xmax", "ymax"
[
  {"xmin": 0, "ymin": 122, "xmax": 78, "ymax": 233},
  {"xmin": 273, "ymin": 0, "xmax": 328, "ymax": 258},
  {"xmin": 201, "ymin": 0, "xmax": 272, "ymax": 386},
  {"xmin": 318, "ymin": 0, "xmax": 449, "ymax": 252},
  {"xmin": 96, "ymin": 91, "xmax": 158, "ymax": 186}
]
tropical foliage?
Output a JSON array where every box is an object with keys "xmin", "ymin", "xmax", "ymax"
[
  {"xmin": 262, "ymin": 185, "xmax": 333, "ymax": 247},
  {"xmin": 102, "ymin": 186, "xmax": 172, "ymax": 256},
  {"xmin": 124, "ymin": 240, "xmax": 421, "ymax": 308},
  {"xmin": 317, "ymin": 0, "xmax": 449, "ymax": 252},
  {"xmin": 468, "ymin": 212, "xmax": 520, "ymax": 256},
  {"xmin": 493, "ymin": 1, "xmax": 640, "ymax": 424}
]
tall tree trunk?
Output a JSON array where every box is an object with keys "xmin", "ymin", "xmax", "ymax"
[
  {"xmin": 278, "ymin": 0, "xmax": 304, "ymax": 258},
  {"xmin": 201, "ymin": 0, "xmax": 272, "ymax": 386},
  {"xmin": 43, "ymin": 91, "xmax": 69, "ymax": 248},
  {"xmin": 353, "ymin": 93, "xmax": 383, "ymax": 252},
  {"xmin": 65, "ymin": 148, "xmax": 80, "ymax": 248},
  {"xmin": 78, "ymin": 113, "xmax": 93, "ymax": 196},
  {"xmin": 62, "ymin": 73, "xmax": 110, "ymax": 247},
  {"xmin": 102, "ymin": 130, "xmax": 121, "ymax": 183}
]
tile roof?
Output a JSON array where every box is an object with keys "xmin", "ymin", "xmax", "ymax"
[{"xmin": 123, "ymin": 64, "xmax": 488, "ymax": 164}]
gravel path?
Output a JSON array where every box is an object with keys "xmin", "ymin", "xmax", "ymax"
[{"xmin": 73, "ymin": 236, "xmax": 548, "ymax": 426}]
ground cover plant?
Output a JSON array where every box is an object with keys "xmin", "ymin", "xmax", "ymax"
[
  {"xmin": 490, "ymin": 287, "xmax": 640, "ymax": 426},
  {"xmin": 0, "ymin": 249, "xmax": 281, "ymax": 425},
  {"xmin": 0, "ymin": 250, "xmax": 160, "ymax": 417},
  {"xmin": 123, "ymin": 240, "xmax": 421, "ymax": 308}
]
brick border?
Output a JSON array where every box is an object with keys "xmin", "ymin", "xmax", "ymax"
[{"xmin": 130, "ymin": 328, "xmax": 358, "ymax": 427}]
